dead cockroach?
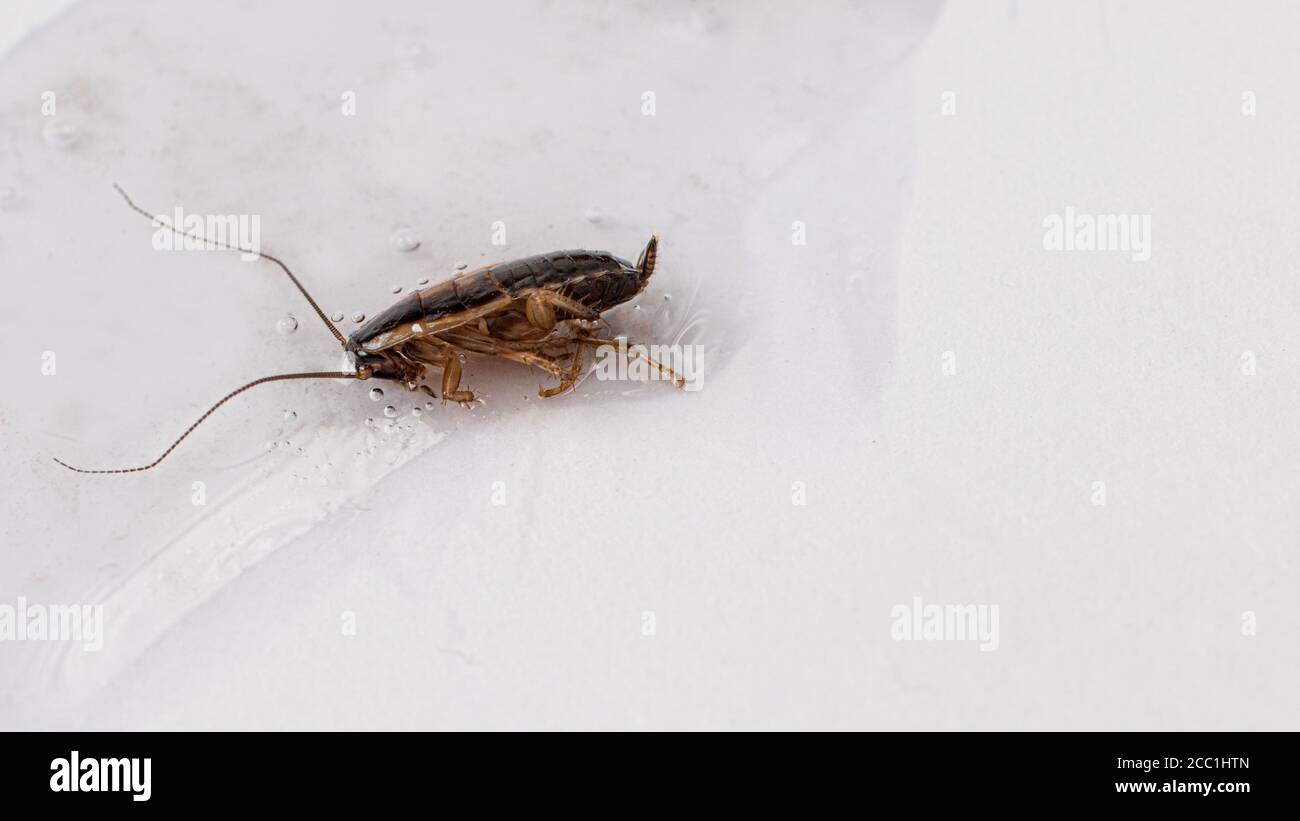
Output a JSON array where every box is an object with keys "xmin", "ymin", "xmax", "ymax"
[{"xmin": 53, "ymin": 186, "xmax": 683, "ymax": 474}]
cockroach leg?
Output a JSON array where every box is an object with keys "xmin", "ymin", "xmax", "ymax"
[
  {"xmin": 524, "ymin": 292, "xmax": 557, "ymax": 330},
  {"xmin": 527, "ymin": 289, "xmax": 600, "ymax": 328},
  {"xmin": 486, "ymin": 347, "xmax": 576, "ymax": 397},
  {"xmin": 568, "ymin": 317, "xmax": 613, "ymax": 338},
  {"xmin": 575, "ymin": 335, "xmax": 686, "ymax": 389},
  {"xmin": 439, "ymin": 357, "xmax": 477, "ymax": 405},
  {"xmin": 399, "ymin": 339, "xmax": 477, "ymax": 405},
  {"xmin": 538, "ymin": 344, "xmax": 584, "ymax": 398}
]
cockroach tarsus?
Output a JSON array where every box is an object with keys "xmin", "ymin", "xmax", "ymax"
[{"xmin": 53, "ymin": 186, "xmax": 684, "ymax": 475}]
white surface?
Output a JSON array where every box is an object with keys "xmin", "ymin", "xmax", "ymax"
[
  {"xmin": 0, "ymin": 0, "xmax": 1295, "ymax": 730},
  {"xmin": 0, "ymin": 0, "xmax": 74, "ymax": 55}
]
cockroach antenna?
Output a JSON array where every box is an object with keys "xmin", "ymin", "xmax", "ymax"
[
  {"xmin": 53, "ymin": 187, "xmax": 360, "ymax": 474},
  {"xmin": 110, "ymin": 183, "xmax": 347, "ymax": 346},
  {"xmin": 53, "ymin": 371, "xmax": 360, "ymax": 474}
]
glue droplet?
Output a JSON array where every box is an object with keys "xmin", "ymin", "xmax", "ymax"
[
  {"xmin": 352, "ymin": 312, "xmax": 366, "ymax": 323},
  {"xmin": 383, "ymin": 405, "xmax": 398, "ymax": 418},
  {"xmin": 663, "ymin": 293, "xmax": 672, "ymax": 301},
  {"xmin": 454, "ymin": 261, "xmax": 467, "ymax": 270},
  {"xmin": 411, "ymin": 407, "xmax": 423, "ymax": 417},
  {"xmin": 42, "ymin": 120, "xmax": 79, "ymax": 148},
  {"xmin": 424, "ymin": 401, "xmax": 435, "ymax": 410},
  {"xmin": 390, "ymin": 227, "xmax": 420, "ymax": 252},
  {"xmin": 416, "ymin": 276, "xmax": 430, "ymax": 286},
  {"xmin": 369, "ymin": 387, "xmax": 384, "ymax": 401},
  {"xmin": 330, "ymin": 311, "xmax": 344, "ymax": 322},
  {"xmin": 583, "ymin": 207, "xmax": 603, "ymax": 223},
  {"xmin": 390, "ymin": 285, "xmax": 402, "ymax": 294},
  {"xmin": 277, "ymin": 314, "xmax": 299, "ymax": 335},
  {"xmin": 284, "ymin": 410, "xmax": 297, "ymax": 422}
]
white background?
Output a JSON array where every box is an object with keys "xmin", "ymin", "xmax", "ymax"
[{"xmin": 0, "ymin": 0, "xmax": 1295, "ymax": 729}]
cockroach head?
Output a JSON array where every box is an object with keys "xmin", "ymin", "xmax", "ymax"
[{"xmin": 346, "ymin": 345, "xmax": 401, "ymax": 381}]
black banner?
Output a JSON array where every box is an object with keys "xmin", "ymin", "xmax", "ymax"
[{"xmin": 4, "ymin": 732, "xmax": 1284, "ymax": 808}]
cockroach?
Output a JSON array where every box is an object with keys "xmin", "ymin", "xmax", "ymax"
[{"xmin": 53, "ymin": 186, "xmax": 683, "ymax": 474}]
